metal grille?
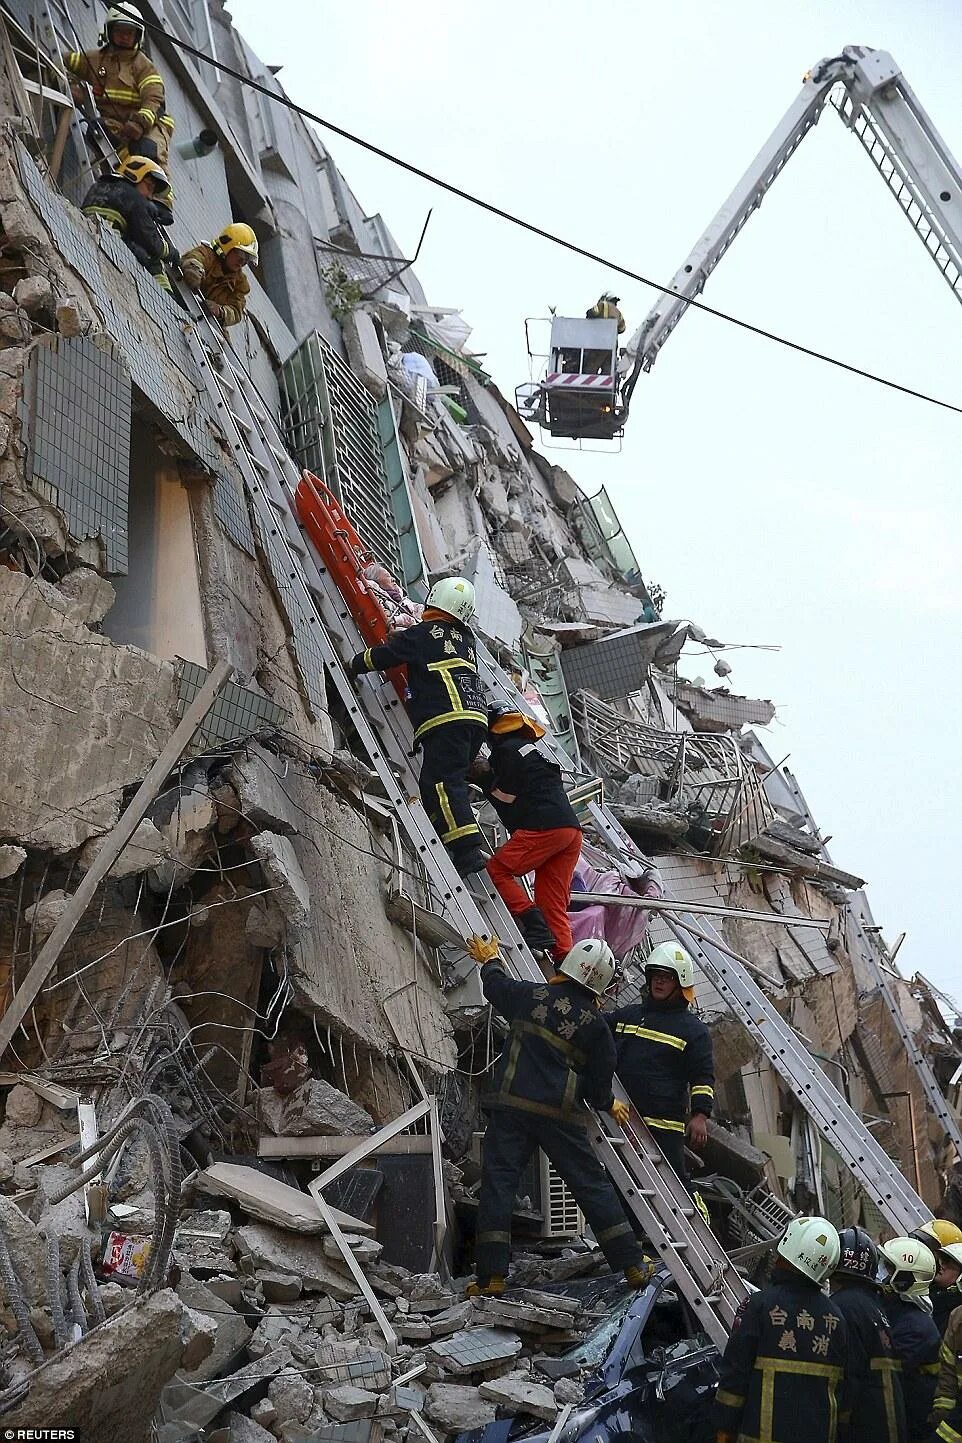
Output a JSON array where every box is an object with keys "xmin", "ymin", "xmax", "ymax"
[
  {"xmin": 177, "ymin": 660, "xmax": 289, "ymax": 751},
  {"xmin": 572, "ymin": 690, "xmax": 774, "ymax": 854},
  {"xmin": 280, "ymin": 333, "xmax": 403, "ymax": 579},
  {"xmin": 21, "ymin": 334, "xmax": 131, "ymax": 573},
  {"xmin": 540, "ymin": 1154, "xmax": 583, "ymax": 1239}
]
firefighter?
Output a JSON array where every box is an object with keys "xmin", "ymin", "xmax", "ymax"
[
  {"xmin": 64, "ymin": 5, "xmax": 174, "ymax": 166},
  {"xmin": 350, "ymin": 578, "xmax": 488, "ymax": 876},
  {"xmin": 466, "ymin": 933, "xmax": 650, "ymax": 1296},
  {"xmin": 586, "ymin": 291, "xmax": 626, "ymax": 332},
  {"xmin": 181, "ymin": 224, "xmax": 259, "ymax": 327},
  {"xmin": 829, "ymin": 1226, "xmax": 907, "ymax": 1443},
  {"xmin": 606, "ymin": 942, "xmax": 714, "ymax": 1188},
  {"xmin": 932, "ymin": 1288, "xmax": 962, "ymax": 1442},
  {"xmin": 81, "ymin": 156, "xmax": 176, "ymax": 291},
  {"xmin": 933, "ymin": 1244, "xmax": 962, "ymax": 1336},
  {"xmin": 713, "ymin": 1215, "xmax": 848, "ymax": 1443},
  {"xmin": 475, "ymin": 701, "xmax": 582, "ymax": 958},
  {"xmin": 878, "ymin": 1237, "xmax": 941, "ymax": 1442}
]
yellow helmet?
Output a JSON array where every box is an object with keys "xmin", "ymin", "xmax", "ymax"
[
  {"xmin": 118, "ymin": 156, "xmax": 171, "ymax": 196},
  {"xmin": 212, "ymin": 223, "xmax": 259, "ymax": 264},
  {"xmin": 913, "ymin": 1219, "xmax": 962, "ymax": 1250}
]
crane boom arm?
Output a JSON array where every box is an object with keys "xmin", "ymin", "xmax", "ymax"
[{"xmin": 623, "ymin": 46, "xmax": 962, "ymax": 399}]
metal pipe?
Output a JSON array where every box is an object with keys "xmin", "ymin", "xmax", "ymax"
[{"xmin": 573, "ymin": 890, "xmax": 830, "ymax": 930}]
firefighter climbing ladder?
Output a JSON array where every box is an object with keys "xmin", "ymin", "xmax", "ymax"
[
  {"xmin": 183, "ymin": 307, "xmax": 930, "ymax": 1345},
  {"xmin": 182, "ymin": 314, "xmax": 749, "ymax": 1346}
]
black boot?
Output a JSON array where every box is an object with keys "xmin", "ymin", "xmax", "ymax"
[
  {"xmin": 454, "ymin": 847, "xmax": 488, "ymax": 878},
  {"xmin": 517, "ymin": 907, "xmax": 557, "ymax": 952}
]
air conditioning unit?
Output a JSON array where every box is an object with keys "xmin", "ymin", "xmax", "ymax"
[{"xmin": 539, "ymin": 1154, "xmax": 584, "ymax": 1239}]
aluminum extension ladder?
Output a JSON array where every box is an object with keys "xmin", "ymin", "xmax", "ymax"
[
  {"xmin": 588, "ymin": 804, "xmax": 931, "ymax": 1235},
  {"xmin": 180, "ymin": 311, "xmax": 748, "ymax": 1346}
]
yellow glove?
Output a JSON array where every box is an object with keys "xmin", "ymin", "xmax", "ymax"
[
  {"xmin": 467, "ymin": 935, "xmax": 501, "ymax": 965},
  {"xmin": 611, "ymin": 1099, "xmax": 631, "ymax": 1127}
]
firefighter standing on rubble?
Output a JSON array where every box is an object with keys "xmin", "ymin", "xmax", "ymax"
[
  {"xmin": 181, "ymin": 224, "xmax": 259, "ymax": 327},
  {"xmin": 606, "ymin": 941, "xmax": 714, "ymax": 1217},
  {"xmin": 81, "ymin": 155, "xmax": 177, "ymax": 291},
  {"xmin": 65, "ymin": 4, "xmax": 174, "ymax": 166},
  {"xmin": 878, "ymin": 1237, "xmax": 941, "ymax": 1442},
  {"xmin": 466, "ymin": 933, "xmax": 651, "ymax": 1297},
  {"xmin": 713, "ymin": 1216, "xmax": 848, "ymax": 1443},
  {"xmin": 350, "ymin": 577, "xmax": 488, "ymax": 876},
  {"xmin": 829, "ymin": 1227, "xmax": 908, "ymax": 1443},
  {"xmin": 473, "ymin": 701, "xmax": 582, "ymax": 958}
]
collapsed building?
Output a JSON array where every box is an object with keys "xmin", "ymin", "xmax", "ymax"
[{"xmin": 0, "ymin": 2, "xmax": 959, "ymax": 1440}]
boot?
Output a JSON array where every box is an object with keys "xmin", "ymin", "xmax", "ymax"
[
  {"xmin": 517, "ymin": 907, "xmax": 557, "ymax": 953},
  {"xmin": 465, "ymin": 1276, "xmax": 506, "ymax": 1298},
  {"xmin": 625, "ymin": 1261, "xmax": 656, "ymax": 1290},
  {"xmin": 454, "ymin": 847, "xmax": 488, "ymax": 878}
]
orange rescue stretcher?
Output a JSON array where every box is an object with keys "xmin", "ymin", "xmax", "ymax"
[{"xmin": 293, "ymin": 470, "xmax": 408, "ymax": 701}]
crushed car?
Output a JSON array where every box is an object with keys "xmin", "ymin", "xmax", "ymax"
[{"xmin": 458, "ymin": 1266, "xmax": 720, "ymax": 1443}]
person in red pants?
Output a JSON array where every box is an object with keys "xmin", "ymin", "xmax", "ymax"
[{"xmin": 477, "ymin": 703, "xmax": 583, "ymax": 958}]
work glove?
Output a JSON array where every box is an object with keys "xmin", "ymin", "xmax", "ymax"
[
  {"xmin": 466, "ymin": 935, "xmax": 501, "ymax": 966},
  {"xmin": 348, "ymin": 653, "xmax": 366, "ymax": 679},
  {"xmin": 121, "ymin": 118, "xmax": 145, "ymax": 143},
  {"xmin": 610, "ymin": 1099, "xmax": 630, "ymax": 1128}
]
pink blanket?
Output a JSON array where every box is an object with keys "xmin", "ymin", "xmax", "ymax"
[{"xmin": 568, "ymin": 859, "xmax": 662, "ymax": 959}]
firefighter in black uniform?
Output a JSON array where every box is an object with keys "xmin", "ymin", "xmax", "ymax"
[
  {"xmin": 466, "ymin": 934, "xmax": 649, "ymax": 1297},
  {"xmin": 830, "ymin": 1226, "xmax": 907, "ymax": 1443},
  {"xmin": 713, "ymin": 1215, "xmax": 848, "ymax": 1443},
  {"xmin": 607, "ymin": 941, "xmax": 714, "ymax": 1207},
  {"xmin": 933, "ymin": 1242, "xmax": 962, "ymax": 1336},
  {"xmin": 350, "ymin": 577, "xmax": 488, "ymax": 876},
  {"xmin": 81, "ymin": 155, "xmax": 176, "ymax": 292},
  {"xmin": 877, "ymin": 1237, "xmax": 941, "ymax": 1442}
]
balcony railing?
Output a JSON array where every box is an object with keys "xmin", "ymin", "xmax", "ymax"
[{"xmin": 571, "ymin": 690, "xmax": 774, "ymax": 855}]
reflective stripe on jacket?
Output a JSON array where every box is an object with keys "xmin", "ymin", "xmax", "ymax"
[
  {"xmin": 585, "ymin": 299, "xmax": 625, "ymax": 333},
  {"xmin": 884, "ymin": 1294, "xmax": 940, "ymax": 1441},
  {"xmin": 352, "ymin": 615, "xmax": 487, "ymax": 741},
  {"xmin": 713, "ymin": 1276, "xmax": 849, "ymax": 1443},
  {"xmin": 607, "ymin": 992, "xmax": 714, "ymax": 1128},
  {"xmin": 181, "ymin": 243, "xmax": 250, "ymax": 326},
  {"xmin": 934, "ymin": 1304, "xmax": 962, "ymax": 1442},
  {"xmin": 481, "ymin": 963, "xmax": 615, "ymax": 1126},
  {"xmin": 64, "ymin": 46, "xmax": 168, "ymax": 131}
]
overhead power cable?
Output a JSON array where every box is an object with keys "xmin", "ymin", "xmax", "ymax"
[{"xmin": 133, "ymin": 12, "xmax": 962, "ymax": 416}]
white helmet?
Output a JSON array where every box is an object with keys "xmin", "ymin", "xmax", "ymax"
[
  {"xmin": 426, "ymin": 576, "xmax": 476, "ymax": 624},
  {"xmin": 558, "ymin": 939, "xmax": 616, "ymax": 997},
  {"xmin": 645, "ymin": 941, "xmax": 695, "ymax": 988},
  {"xmin": 939, "ymin": 1242, "xmax": 962, "ymax": 1269},
  {"xmin": 878, "ymin": 1237, "xmax": 937, "ymax": 1297},
  {"xmin": 777, "ymin": 1216, "xmax": 840, "ymax": 1283}
]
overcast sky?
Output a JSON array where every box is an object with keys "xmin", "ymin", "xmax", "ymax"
[{"xmin": 230, "ymin": 0, "xmax": 962, "ymax": 1006}]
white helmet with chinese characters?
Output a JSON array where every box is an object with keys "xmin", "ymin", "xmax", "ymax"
[
  {"xmin": 877, "ymin": 1237, "xmax": 937, "ymax": 1298},
  {"xmin": 425, "ymin": 576, "xmax": 476, "ymax": 624},
  {"xmin": 645, "ymin": 941, "xmax": 695, "ymax": 988},
  {"xmin": 776, "ymin": 1216, "xmax": 841, "ymax": 1283},
  {"xmin": 557, "ymin": 938, "xmax": 616, "ymax": 997}
]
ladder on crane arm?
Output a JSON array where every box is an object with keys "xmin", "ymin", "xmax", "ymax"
[
  {"xmin": 622, "ymin": 45, "xmax": 962, "ymax": 409},
  {"xmin": 181, "ymin": 303, "xmax": 930, "ymax": 1347}
]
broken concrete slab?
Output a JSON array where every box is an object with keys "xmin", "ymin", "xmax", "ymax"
[
  {"xmin": 478, "ymin": 1374, "xmax": 557, "ymax": 1421},
  {"xmin": 323, "ymin": 1233, "xmax": 382, "ymax": 1265},
  {"xmin": 24, "ymin": 888, "xmax": 70, "ymax": 942},
  {"xmin": 472, "ymin": 1296, "xmax": 575, "ymax": 1333},
  {"xmin": 163, "ymin": 1346, "xmax": 293, "ymax": 1432},
  {"xmin": 235, "ymin": 1223, "xmax": 360, "ymax": 1299},
  {"xmin": 248, "ymin": 1312, "xmax": 302, "ymax": 1360},
  {"xmin": 79, "ymin": 817, "xmax": 170, "ymax": 879},
  {"xmin": 225, "ymin": 1413, "xmax": 276, "ymax": 1443},
  {"xmin": 0, "ymin": 844, "xmax": 26, "ymax": 879},
  {"xmin": 3, "ymin": 1287, "xmax": 185, "ymax": 1442},
  {"xmin": 230, "ymin": 742, "xmax": 301, "ymax": 835},
  {"xmin": 269, "ymin": 1370, "xmax": 315, "ymax": 1426},
  {"xmin": 57, "ymin": 566, "xmax": 115, "ymax": 626},
  {"xmin": 250, "ymin": 830, "xmax": 311, "ymax": 926},
  {"xmin": 342, "ymin": 310, "xmax": 388, "ymax": 401},
  {"xmin": 198, "ymin": 1162, "xmax": 372, "ymax": 1234},
  {"xmin": 176, "ymin": 1273, "xmax": 252, "ymax": 1382},
  {"xmin": 324, "ymin": 1385, "xmax": 380, "ymax": 1422},
  {"xmin": 4, "ymin": 1084, "xmax": 43, "ymax": 1128},
  {"xmin": 0, "ymin": 1192, "xmax": 47, "ymax": 1305},
  {"xmin": 315, "ymin": 1344, "xmax": 392, "ymax": 1391},
  {"xmin": 424, "ymin": 1383, "xmax": 497, "ymax": 1435},
  {"xmin": 258, "ymin": 1269, "xmax": 303, "ymax": 1303},
  {"xmin": 180, "ymin": 1301, "xmax": 218, "ymax": 1372},
  {"xmin": 258, "ymin": 1079, "xmax": 374, "ymax": 1139},
  {"xmin": 553, "ymin": 1377, "xmax": 585, "ymax": 1406},
  {"xmin": 426, "ymin": 1302, "xmax": 474, "ymax": 1337},
  {"xmin": 426, "ymin": 1326, "xmax": 522, "ymax": 1377}
]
